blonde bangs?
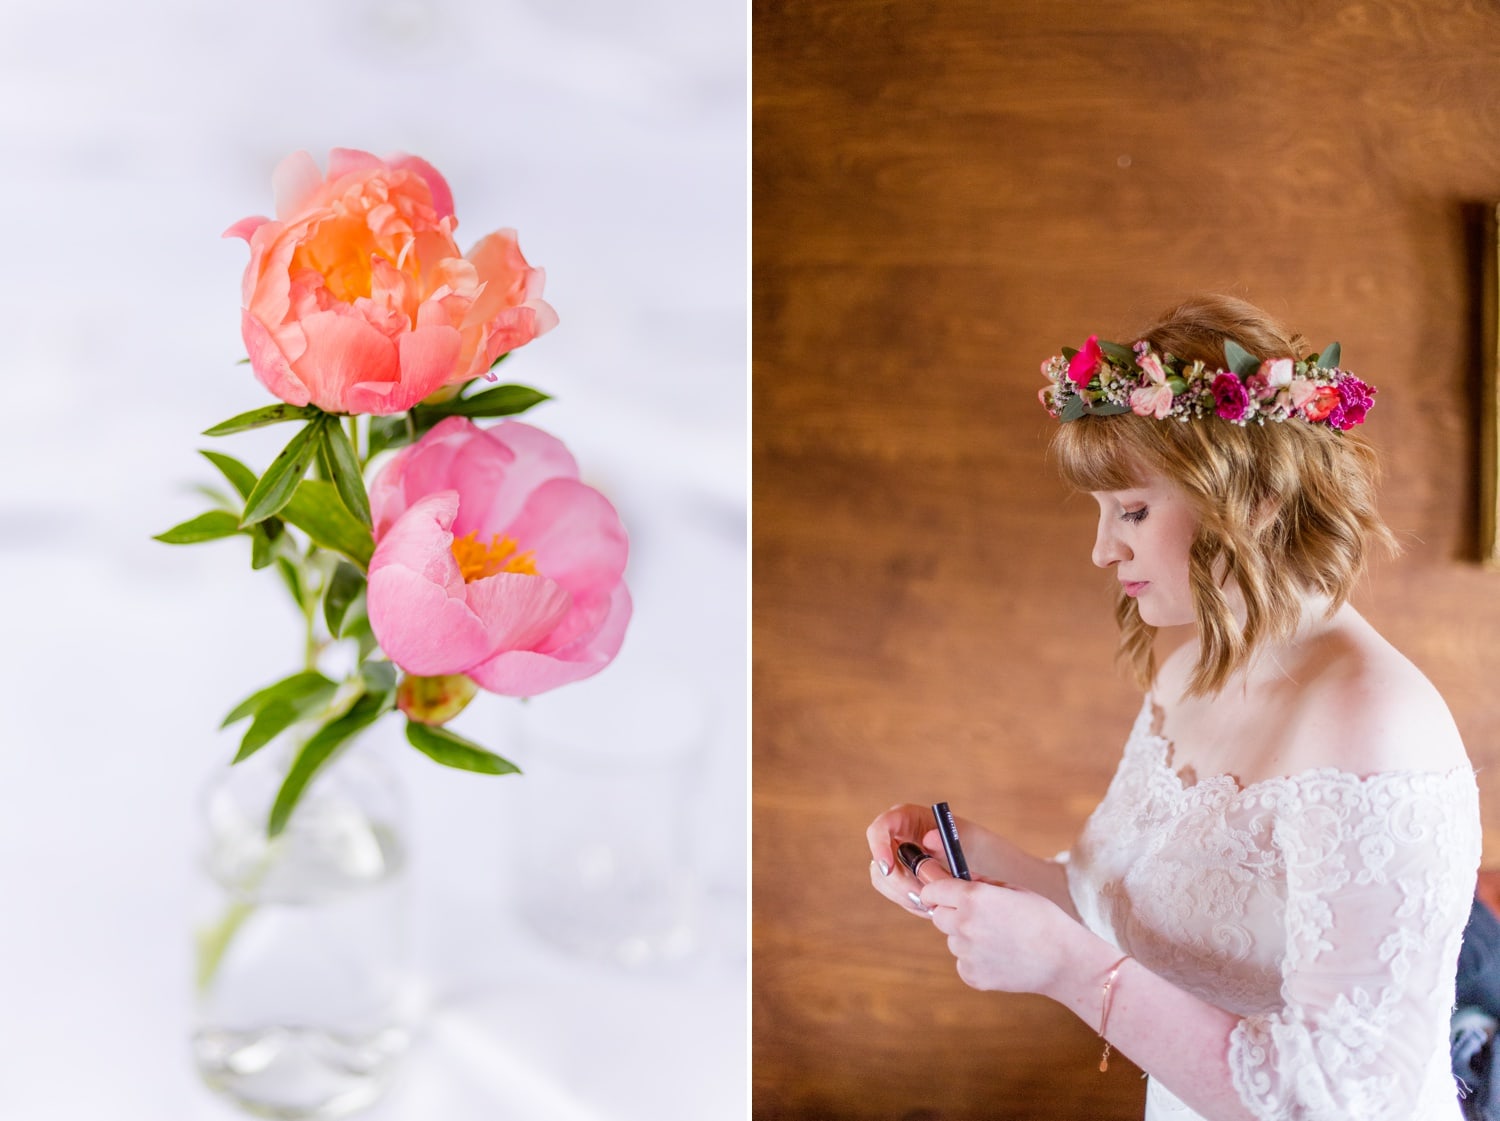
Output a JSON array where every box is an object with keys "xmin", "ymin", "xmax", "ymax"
[{"xmin": 1050, "ymin": 414, "xmax": 1154, "ymax": 494}]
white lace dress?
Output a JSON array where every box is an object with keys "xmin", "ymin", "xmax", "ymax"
[{"xmin": 1064, "ymin": 698, "xmax": 1482, "ymax": 1121}]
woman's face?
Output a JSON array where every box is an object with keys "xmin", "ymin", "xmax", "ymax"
[{"xmin": 1089, "ymin": 473, "xmax": 1200, "ymax": 628}]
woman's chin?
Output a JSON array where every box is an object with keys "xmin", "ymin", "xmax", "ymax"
[{"xmin": 1135, "ymin": 600, "xmax": 1192, "ymax": 629}]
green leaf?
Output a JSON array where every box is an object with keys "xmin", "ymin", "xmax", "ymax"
[
  {"xmin": 275, "ymin": 556, "xmax": 305, "ymax": 608},
  {"xmin": 1088, "ymin": 403, "xmax": 1131, "ymax": 416},
  {"xmin": 320, "ymin": 418, "xmax": 372, "ymax": 526},
  {"xmin": 406, "ymin": 720, "xmax": 521, "ymax": 775},
  {"xmin": 323, "ymin": 562, "xmax": 366, "ymax": 637},
  {"xmin": 233, "ymin": 677, "xmax": 339, "ymax": 763},
  {"xmin": 1316, "ymin": 342, "xmax": 1341, "ymax": 370},
  {"xmin": 314, "ymin": 431, "xmax": 336, "ymax": 483},
  {"xmin": 250, "ymin": 524, "xmax": 274, "ymax": 569},
  {"xmin": 1097, "ymin": 340, "xmax": 1135, "ymax": 363},
  {"xmin": 1060, "ymin": 346, "xmax": 1079, "ymax": 361},
  {"xmin": 366, "ymin": 415, "xmax": 414, "ymax": 459},
  {"xmin": 204, "ymin": 403, "xmax": 321, "ymax": 437},
  {"xmin": 222, "ymin": 670, "xmax": 339, "ymax": 728},
  {"xmin": 268, "ymin": 692, "xmax": 388, "ymax": 837},
  {"xmin": 280, "ymin": 478, "xmax": 375, "ymax": 569},
  {"xmin": 199, "ymin": 450, "xmax": 258, "ymax": 500},
  {"xmin": 360, "ymin": 660, "xmax": 398, "ymax": 695},
  {"xmin": 351, "ymin": 613, "xmax": 378, "ymax": 660},
  {"xmin": 1059, "ymin": 395, "xmax": 1087, "ymax": 422},
  {"xmin": 1224, "ymin": 340, "xmax": 1260, "ymax": 378},
  {"xmin": 154, "ymin": 510, "xmax": 243, "ymax": 544},
  {"xmin": 242, "ymin": 419, "xmax": 326, "ymax": 527},
  {"xmin": 434, "ymin": 384, "xmax": 551, "ymax": 420}
]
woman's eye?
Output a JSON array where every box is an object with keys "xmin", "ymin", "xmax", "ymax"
[{"xmin": 1121, "ymin": 507, "xmax": 1148, "ymax": 524}]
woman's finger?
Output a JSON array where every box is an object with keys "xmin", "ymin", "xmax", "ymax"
[{"xmin": 868, "ymin": 860, "xmax": 933, "ymax": 916}]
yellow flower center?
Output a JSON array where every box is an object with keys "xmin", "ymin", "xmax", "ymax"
[
  {"xmin": 450, "ymin": 530, "xmax": 539, "ymax": 582},
  {"xmin": 292, "ymin": 216, "xmax": 385, "ymax": 303}
]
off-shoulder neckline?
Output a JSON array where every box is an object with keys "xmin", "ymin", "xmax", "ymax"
[{"xmin": 1129, "ymin": 695, "xmax": 1476, "ymax": 800}]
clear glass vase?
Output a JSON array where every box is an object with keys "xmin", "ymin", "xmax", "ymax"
[{"xmin": 191, "ymin": 740, "xmax": 412, "ymax": 1119}]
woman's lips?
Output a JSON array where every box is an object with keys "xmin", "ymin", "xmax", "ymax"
[{"xmin": 1121, "ymin": 581, "xmax": 1149, "ymax": 597}]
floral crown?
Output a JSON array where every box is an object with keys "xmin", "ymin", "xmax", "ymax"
[{"xmin": 1038, "ymin": 335, "xmax": 1375, "ymax": 431}]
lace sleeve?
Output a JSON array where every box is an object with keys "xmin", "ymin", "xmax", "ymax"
[{"xmin": 1227, "ymin": 769, "xmax": 1480, "ymax": 1121}]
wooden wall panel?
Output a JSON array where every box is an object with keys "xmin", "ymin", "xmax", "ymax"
[{"xmin": 754, "ymin": 1, "xmax": 1500, "ymax": 1118}]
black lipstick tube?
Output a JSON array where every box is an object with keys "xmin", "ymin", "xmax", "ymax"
[{"xmin": 932, "ymin": 802, "xmax": 971, "ymax": 880}]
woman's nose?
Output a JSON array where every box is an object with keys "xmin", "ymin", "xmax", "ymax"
[{"xmin": 1092, "ymin": 519, "xmax": 1130, "ymax": 569}]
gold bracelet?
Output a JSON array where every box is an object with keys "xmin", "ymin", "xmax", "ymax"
[{"xmin": 1097, "ymin": 954, "xmax": 1131, "ymax": 1072}]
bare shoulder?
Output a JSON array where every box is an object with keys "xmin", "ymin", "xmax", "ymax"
[{"xmin": 1281, "ymin": 609, "xmax": 1468, "ymax": 777}]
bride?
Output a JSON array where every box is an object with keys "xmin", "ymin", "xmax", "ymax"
[{"xmin": 867, "ymin": 295, "xmax": 1480, "ymax": 1121}]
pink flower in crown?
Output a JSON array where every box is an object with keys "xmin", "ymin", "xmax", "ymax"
[
  {"xmin": 1261, "ymin": 358, "xmax": 1294, "ymax": 388},
  {"xmin": 1130, "ymin": 384, "xmax": 1174, "ymax": 418},
  {"xmin": 1211, "ymin": 372, "xmax": 1250, "ymax": 421},
  {"xmin": 1245, "ymin": 358, "xmax": 1291, "ymax": 403},
  {"xmin": 1288, "ymin": 379, "xmax": 1342, "ymax": 423},
  {"xmin": 1328, "ymin": 375, "xmax": 1375, "ymax": 430},
  {"xmin": 1129, "ymin": 351, "xmax": 1173, "ymax": 418},
  {"xmin": 365, "ymin": 417, "xmax": 631, "ymax": 697},
  {"xmin": 225, "ymin": 149, "xmax": 558, "ymax": 416},
  {"xmin": 1067, "ymin": 336, "xmax": 1104, "ymax": 388}
]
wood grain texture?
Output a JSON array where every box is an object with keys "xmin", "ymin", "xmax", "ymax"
[{"xmin": 755, "ymin": 1, "xmax": 1500, "ymax": 1117}]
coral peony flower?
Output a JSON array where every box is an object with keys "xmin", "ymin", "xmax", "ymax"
[
  {"xmin": 225, "ymin": 149, "xmax": 558, "ymax": 416},
  {"xmin": 1211, "ymin": 372, "xmax": 1249, "ymax": 421},
  {"xmin": 1068, "ymin": 336, "xmax": 1104, "ymax": 388},
  {"xmin": 365, "ymin": 417, "xmax": 630, "ymax": 697}
]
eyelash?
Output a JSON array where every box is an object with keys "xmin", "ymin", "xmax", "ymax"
[{"xmin": 1121, "ymin": 508, "xmax": 1149, "ymax": 524}]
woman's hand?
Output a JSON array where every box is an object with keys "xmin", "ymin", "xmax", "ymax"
[
  {"xmin": 921, "ymin": 877, "xmax": 1088, "ymax": 996},
  {"xmin": 865, "ymin": 802, "xmax": 1080, "ymax": 921},
  {"xmin": 866, "ymin": 803, "xmax": 947, "ymax": 916}
]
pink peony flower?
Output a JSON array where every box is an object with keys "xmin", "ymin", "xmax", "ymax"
[
  {"xmin": 1137, "ymin": 352, "xmax": 1166, "ymax": 383},
  {"xmin": 225, "ymin": 149, "xmax": 558, "ymax": 416},
  {"xmin": 365, "ymin": 417, "xmax": 630, "ymax": 696},
  {"xmin": 1067, "ymin": 336, "xmax": 1104, "ymax": 388}
]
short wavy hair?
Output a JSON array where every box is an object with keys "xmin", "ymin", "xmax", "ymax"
[{"xmin": 1050, "ymin": 295, "xmax": 1398, "ymax": 697}]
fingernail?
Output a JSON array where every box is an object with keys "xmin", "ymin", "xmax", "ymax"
[
  {"xmin": 907, "ymin": 891, "xmax": 924, "ymax": 908},
  {"xmin": 878, "ymin": 860, "xmax": 891, "ymax": 876}
]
